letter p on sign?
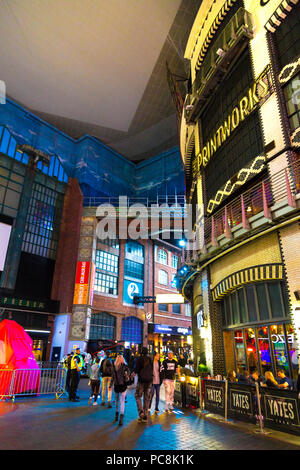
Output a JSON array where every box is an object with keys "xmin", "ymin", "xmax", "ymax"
[{"xmin": 0, "ymin": 81, "xmax": 6, "ymax": 104}]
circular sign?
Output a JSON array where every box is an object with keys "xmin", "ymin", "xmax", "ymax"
[{"xmin": 128, "ymin": 282, "xmax": 139, "ymax": 300}]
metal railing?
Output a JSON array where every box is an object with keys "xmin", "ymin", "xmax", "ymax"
[
  {"xmin": 0, "ymin": 367, "xmax": 66, "ymax": 402},
  {"xmin": 84, "ymin": 194, "xmax": 186, "ymax": 209},
  {"xmin": 203, "ymin": 160, "xmax": 300, "ymax": 247}
]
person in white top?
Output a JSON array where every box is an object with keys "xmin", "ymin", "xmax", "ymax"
[{"xmin": 150, "ymin": 352, "xmax": 161, "ymax": 414}]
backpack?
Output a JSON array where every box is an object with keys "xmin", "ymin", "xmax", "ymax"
[
  {"xmin": 139, "ymin": 357, "xmax": 153, "ymax": 383},
  {"xmin": 103, "ymin": 358, "xmax": 112, "ymax": 376}
]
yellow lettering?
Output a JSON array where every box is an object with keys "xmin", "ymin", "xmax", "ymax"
[
  {"xmin": 231, "ymin": 107, "xmax": 240, "ymax": 130},
  {"xmin": 210, "ymin": 135, "xmax": 216, "ymax": 157},
  {"xmin": 223, "ymin": 115, "xmax": 231, "ymax": 141},
  {"xmin": 239, "ymin": 96, "xmax": 249, "ymax": 121},
  {"xmin": 257, "ymin": 77, "xmax": 269, "ymax": 99},
  {"xmin": 202, "ymin": 146, "xmax": 208, "ymax": 167},
  {"xmin": 216, "ymin": 126, "xmax": 224, "ymax": 147}
]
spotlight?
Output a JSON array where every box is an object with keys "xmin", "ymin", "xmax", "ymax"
[{"xmin": 179, "ymin": 239, "xmax": 186, "ymax": 248}]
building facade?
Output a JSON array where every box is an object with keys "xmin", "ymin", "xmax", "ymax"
[{"xmin": 178, "ymin": 0, "xmax": 300, "ymax": 383}]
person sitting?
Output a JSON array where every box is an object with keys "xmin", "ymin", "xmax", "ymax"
[
  {"xmin": 237, "ymin": 366, "xmax": 250, "ymax": 384},
  {"xmin": 264, "ymin": 371, "xmax": 279, "ymax": 388},
  {"xmin": 277, "ymin": 369, "xmax": 293, "ymax": 390},
  {"xmin": 227, "ymin": 370, "xmax": 237, "ymax": 383},
  {"xmin": 249, "ymin": 369, "xmax": 263, "ymax": 386}
]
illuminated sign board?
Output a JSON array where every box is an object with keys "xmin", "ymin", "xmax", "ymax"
[
  {"xmin": 73, "ymin": 261, "xmax": 91, "ymax": 305},
  {"xmin": 155, "ymin": 294, "xmax": 185, "ymax": 304},
  {"xmin": 193, "ymin": 66, "xmax": 273, "ymax": 175},
  {"xmin": 153, "ymin": 324, "xmax": 192, "ymax": 336}
]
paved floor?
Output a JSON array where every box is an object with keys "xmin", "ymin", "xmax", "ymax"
[{"xmin": 0, "ymin": 378, "xmax": 299, "ymax": 450}]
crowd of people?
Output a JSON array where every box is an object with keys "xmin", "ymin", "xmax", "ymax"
[{"xmin": 63, "ymin": 347, "xmax": 191, "ymax": 426}]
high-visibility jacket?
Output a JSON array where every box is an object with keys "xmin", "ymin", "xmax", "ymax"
[{"xmin": 71, "ymin": 354, "xmax": 84, "ymax": 371}]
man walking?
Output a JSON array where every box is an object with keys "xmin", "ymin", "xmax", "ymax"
[
  {"xmin": 69, "ymin": 348, "xmax": 84, "ymax": 402},
  {"xmin": 134, "ymin": 347, "xmax": 153, "ymax": 423},
  {"xmin": 161, "ymin": 350, "xmax": 179, "ymax": 413},
  {"xmin": 100, "ymin": 350, "xmax": 113, "ymax": 407}
]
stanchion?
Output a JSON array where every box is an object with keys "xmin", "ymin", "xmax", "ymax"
[{"xmin": 254, "ymin": 382, "xmax": 270, "ymax": 435}]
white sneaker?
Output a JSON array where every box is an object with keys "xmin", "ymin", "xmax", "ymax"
[{"xmin": 93, "ymin": 401, "xmax": 98, "ymax": 406}]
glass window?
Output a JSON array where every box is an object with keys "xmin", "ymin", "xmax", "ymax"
[
  {"xmin": 124, "ymin": 259, "xmax": 144, "ymax": 280},
  {"xmin": 89, "ymin": 312, "xmax": 116, "ymax": 341},
  {"xmin": 233, "ymin": 330, "xmax": 246, "ymax": 372},
  {"xmin": 270, "ymin": 324, "xmax": 290, "ymax": 377},
  {"xmin": 245, "ymin": 328, "xmax": 258, "ymax": 373},
  {"xmin": 257, "ymin": 326, "xmax": 272, "ymax": 376},
  {"xmin": 97, "ymin": 238, "xmax": 119, "ymax": 249},
  {"xmin": 158, "ymin": 269, "xmax": 168, "ymax": 285},
  {"xmin": 185, "ymin": 303, "xmax": 192, "ymax": 316},
  {"xmin": 94, "ymin": 271, "xmax": 118, "ymax": 296},
  {"xmin": 238, "ymin": 288, "xmax": 247, "ymax": 323},
  {"xmin": 121, "ymin": 316, "xmax": 143, "ymax": 344},
  {"xmin": 245, "ymin": 285, "xmax": 257, "ymax": 322},
  {"xmin": 95, "ymin": 250, "xmax": 118, "ymax": 274},
  {"xmin": 285, "ymin": 323, "xmax": 299, "ymax": 382},
  {"xmin": 225, "ymin": 295, "xmax": 232, "ymax": 326},
  {"xmin": 158, "ymin": 304, "xmax": 168, "ymax": 312},
  {"xmin": 231, "ymin": 291, "xmax": 239, "ymax": 324},
  {"xmin": 268, "ymin": 282, "xmax": 284, "ymax": 318},
  {"xmin": 256, "ymin": 283, "xmax": 269, "ymax": 321},
  {"xmin": 126, "ymin": 241, "xmax": 144, "ymax": 259},
  {"xmin": 172, "ymin": 304, "xmax": 181, "ymax": 314},
  {"xmin": 172, "ymin": 255, "xmax": 178, "ymax": 269},
  {"xmin": 158, "ymin": 249, "xmax": 167, "ymax": 265}
]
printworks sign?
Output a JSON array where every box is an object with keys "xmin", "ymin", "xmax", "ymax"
[
  {"xmin": 0, "ymin": 297, "xmax": 46, "ymax": 310},
  {"xmin": 263, "ymin": 392, "xmax": 300, "ymax": 428},
  {"xmin": 193, "ymin": 65, "xmax": 273, "ymax": 176}
]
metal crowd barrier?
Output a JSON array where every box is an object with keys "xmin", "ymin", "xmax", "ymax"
[{"xmin": 0, "ymin": 367, "xmax": 66, "ymax": 402}]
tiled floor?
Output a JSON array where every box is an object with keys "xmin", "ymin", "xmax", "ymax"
[{"xmin": 0, "ymin": 378, "xmax": 299, "ymax": 450}]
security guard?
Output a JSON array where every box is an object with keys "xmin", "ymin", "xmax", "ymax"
[{"xmin": 69, "ymin": 348, "xmax": 84, "ymax": 402}]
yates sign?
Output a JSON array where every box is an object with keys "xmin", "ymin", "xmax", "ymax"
[{"xmin": 193, "ymin": 66, "xmax": 273, "ymax": 176}]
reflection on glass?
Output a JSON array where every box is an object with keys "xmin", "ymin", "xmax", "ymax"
[
  {"xmin": 257, "ymin": 326, "xmax": 272, "ymax": 375},
  {"xmin": 234, "ymin": 330, "xmax": 246, "ymax": 371},
  {"xmin": 270, "ymin": 324, "xmax": 289, "ymax": 377},
  {"xmin": 245, "ymin": 328, "xmax": 258, "ymax": 373},
  {"xmin": 285, "ymin": 323, "xmax": 299, "ymax": 381}
]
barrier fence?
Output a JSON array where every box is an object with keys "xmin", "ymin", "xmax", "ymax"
[
  {"xmin": 0, "ymin": 367, "xmax": 66, "ymax": 402},
  {"xmin": 174, "ymin": 376, "xmax": 300, "ymax": 436}
]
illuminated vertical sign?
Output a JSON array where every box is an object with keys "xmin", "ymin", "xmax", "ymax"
[
  {"xmin": 89, "ymin": 262, "xmax": 96, "ymax": 306},
  {"xmin": 73, "ymin": 261, "xmax": 90, "ymax": 305}
]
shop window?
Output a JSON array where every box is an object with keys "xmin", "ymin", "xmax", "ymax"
[
  {"xmin": 283, "ymin": 73, "xmax": 300, "ymax": 133},
  {"xmin": 158, "ymin": 269, "xmax": 168, "ymax": 286},
  {"xmin": 172, "ymin": 255, "xmax": 178, "ymax": 269},
  {"xmin": 124, "ymin": 259, "xmax": 144, "ymax": 280},
  {"xmin": 257, "ymin": 326, "xmax": 272, "ymax": 376},
  {"xmin": 95, "ymin": 250, "xmax": 118, "ymax": 274},
  {"xmin": 285, "ymin": 323, "xmax": 299, "ymax": 382},
  {"xmin": 231, "ymin": 292, "xmax": 239, "ymax": 324},
  {"xmin": 233, "ymin": 330, "xmax": 246, "ymax": 372},
  {"xmin": 270, "ymin": 324, "xmax": 290, "ymax": 377},
  {"xmin": 245, "ymin": 328, "xmax": 258, "ymax": 374}
]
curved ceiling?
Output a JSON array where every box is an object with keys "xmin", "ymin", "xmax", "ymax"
[{"xmin": 0, "ymin": 0, "xmax": 202, "ymax": 161}]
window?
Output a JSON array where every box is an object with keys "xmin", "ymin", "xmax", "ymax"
[
  {"xmin": 94, "ymin": 271, "xmax": 118, "ymax": 295},
  {"xmin": 185, "ymin": 303, "xmax": 192, "ymax": 316},
  {"xmin": 171, "ymin": 274, "xmax": 177, "ymax": 288},
  {"xmin": 124, "ymin": 259, "xmax": 144, "ymax": 280},
  {"xmin": 172, "ymin": 255, "xmax": 178, "ymax": 269},
  {"xmin": 158, "ymin": 249, "xmax": 167, "ymax": 265},
  {"xmin": 95, "ymin": 250, "xmax": 118, "ymax": 274},
  {"xmin": 158, "ymin": 269, "xmax": 168, "ymax": 285},
  {"xmin": 172, "ymin": 304, "xmax": 181, "ymax": 314},
  {"xmin": 121, "ymin": 316, "xmax": 143, "ymax": 344},
  {"xmin": 97, "ymin": 238, "xmax": 119, "ymax": 249},
  {"xmin": 125, "ymin": 241, "xmax": 144, "ymax": 259},
  {"xmin": 89, "ymin": 312, "xmax": 116, "ymax": 341},
  {"xmin": 158, "ymin": 304, "xmax": 168, "ymax": 312},
  {"xmin": 283, "ymin": 73, "xmax": 300, "ymax": 133}
]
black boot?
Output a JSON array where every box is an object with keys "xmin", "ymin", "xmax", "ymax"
[
  {"xmin": 119, "ymin": 414, "xmax": 124, "ymax": 426},
  {"xmin": 114, "ymin": 412, "xmax": 119, "ymax": 422}
]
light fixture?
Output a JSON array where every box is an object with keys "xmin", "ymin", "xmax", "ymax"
[
  {"xmin": 216, "ymin": 48, "xmax": 226, "ymax": 57},
  {"xmin": 179, "ymin": 239, "xmax": 186, "ymax": 248}
]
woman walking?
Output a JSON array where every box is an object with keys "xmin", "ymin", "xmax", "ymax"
[
  {"xmin": 88, "ymin": 356, "xmax": 101, "ymax": 405},
  {"xmin": 150, "ymin": 351, "xmax": 162, "ymax": 414},
  {"xmin": 111, "ymin": 355, "xmax": 131, "ymax": 426}
]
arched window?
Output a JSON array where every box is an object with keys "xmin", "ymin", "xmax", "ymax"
[
  {"xmin": 89, "ymin": 312, "xmax": 116, "ymax": 340},
  {"xmin": 121, "ymin": 316, "xmax": 143, "ymax": 344},
  {"xmin": 158, "ymin": 269, "xmax": 168, "ymax": 285},
  {"xmin": 158, "ymin": 249, "xmax": 167, "ymax": 265}
]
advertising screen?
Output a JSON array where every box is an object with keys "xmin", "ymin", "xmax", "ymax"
[{"xmin": 0, "ymin": 222, "xmax": 12, "ymax": 271}]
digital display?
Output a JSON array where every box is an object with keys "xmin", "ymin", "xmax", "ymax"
[{"xmin": 0, "ymin": 222, "xmax": 12, "ymax": 271}]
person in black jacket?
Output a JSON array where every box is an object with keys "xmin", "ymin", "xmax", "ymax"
[
  {"xmin": 134, "ymin": 347, "xmax": 153, "ymax": 423},
  {"xmin": 161, "ymin": 350, "xmax": 179, "ymax": 413},
  {"xmin": 100, "ymin": 350, "xmax": 113, "ymax": 408}
]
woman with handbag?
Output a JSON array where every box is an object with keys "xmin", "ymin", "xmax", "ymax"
[{"xmin": 110, "ymin": 354, "xmax": 132, "ymax": 426}]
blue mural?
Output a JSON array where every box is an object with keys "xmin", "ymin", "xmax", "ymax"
[{"xmin": 0, "ymin": 98, "xmax": 185, "ymax": 200}]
